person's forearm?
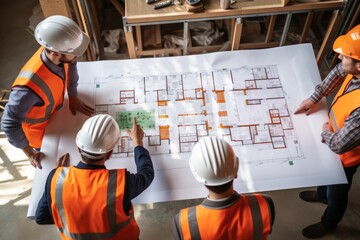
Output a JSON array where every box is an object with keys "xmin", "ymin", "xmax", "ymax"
[
  {"xmin": 134, "ymin": 146, "xmax": 154, "ymax": 179},
  {"xmin": 322, "ymin": 129, "xmax": 360, "ymax": 154},
  {"xmin": 1, "ymin": 87, "xmax": 40, "ymax": 148},
  {"xmin": 35, "ymin": 193, "xmax": 54, "ymax": 225},
  {"xmin": 310, "ymin": 63, "xmax": 346, "ymax": 102},
  {"xmin": 321, "ymin": 110, "xmax": 360, "ymax": 154},
  {"xmin": 35, "ymin": 171, "xmax": 56, "ymax": 224},
  {"xmin": 1, "ymin": 109, "xmax": 29, "ymax": 148},
  {"xmin": 67, "ymin": 62, "xmax": 79, "ymax": 97},
  {"xmin": 124, "ymin": 146, "xmax": 154, "ymax": 201}
]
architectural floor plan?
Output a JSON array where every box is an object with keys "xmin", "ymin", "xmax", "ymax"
[{"xmin": 94, "ymin": 65, "xmax": 302, "ymax": 166}]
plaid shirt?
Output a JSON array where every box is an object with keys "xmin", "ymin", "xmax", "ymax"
[{"xmin": 310, "ymin": 63, "xmax": 360, "ymax": 155}]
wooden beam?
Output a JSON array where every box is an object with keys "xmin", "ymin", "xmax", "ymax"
[
  {"xmin": 135, "ymin": 26, "xmax": 143, "ymax": 52},
  {"xmin": 265, "ymin": 15, "xmax": 277, "ymax": 43},
  {"xmin": 231, "ymin": 18, "xmax": 243, "ymax": 50},
  {"xmin": 124, "ymin": 26, "xmax": 137, "ymax": 58},
  {"xmin": 39, "ymin": 0, "xmax": 72, "ymax": 17},
  {"xmin": 316, "ymin": 10, "xmax": 343, "ymax": 66},
  {"xmin": 76, "ymin": 0, "xmax": 95, "ymax": 60},
  {"xmin": 299, "ymin": 11, "xmax": 314, "ymax": 43},
  {"xmin": 110, "ymin": 0, "xmax": 125, "ymax": 16}
]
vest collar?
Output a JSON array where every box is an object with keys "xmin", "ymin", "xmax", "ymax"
[
  {"xmin": 41, "ymin": 49, "xmax": 66, "ymax": 79},
  {"xmin": 201, "ymin": 192, "xmax": 240, "ymax": 209},
  {"xmin": 75, "ymin": 161, "xmax": 106, "ymax": 169}
]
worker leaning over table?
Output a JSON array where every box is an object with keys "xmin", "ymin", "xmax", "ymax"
[
  {"xmin": 1, "ymin": 15, "xmax": 94, "ymax": 169},
  {"xmin": 294, "ymin": 24, "xmax": 360, "ymax": 238},
  {"xmin": 35, "ymin": 114, "xmax": 154, "ymax": 240},
  {"xmin": 173, "ymin": 136, "xmax": 275, "ymax": 240}
]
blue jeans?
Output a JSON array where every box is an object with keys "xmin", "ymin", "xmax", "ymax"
[{"xmin": 317, "ymin": 164, "xmax": 359, "ymax": 229}]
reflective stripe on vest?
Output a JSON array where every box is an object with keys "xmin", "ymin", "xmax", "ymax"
[
  {"xmin": 17, "ymin": 70, "xmax": 55, "ymax": 124},
  {"xmin": 329, "ymin": 74, "xmax": 353, "ymax": 132},
  {"xmin": 247, "ymin": 195, "xmax": 263, "ymax": 240},
  {"xmin": 13, "ymin": 47, "xmax": 66, "ymax": 123},
  {"xmin": 180, "ymin": 193, "xmax": 272, "ymax": 240},
  {"xmin": 186, "ymin": 207, "xmax": 201, "ymax": 240},
  {"xmin": 54, "ymin": 168, "xmax": 136, "ymax": 239}
]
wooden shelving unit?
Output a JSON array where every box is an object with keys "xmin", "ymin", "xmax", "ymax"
[{"xmin": 123, "ymin": 0, "xmax": 345, "ymax": 67}]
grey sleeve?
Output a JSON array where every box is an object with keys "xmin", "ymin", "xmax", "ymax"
[
  {"xmin": 263, "ymin": 194, "xmax": 275, "ymax": 231},
  {"xmin": 67, "ymin": 62, "xmax": 79, "ymax": 97},
  {"xmin": 1, "ymin": 87, "xmax": 42, "ymax": 148},
  {"xmin": 173, "ymin": 213, "xmax": 182, "ymax": 240}
]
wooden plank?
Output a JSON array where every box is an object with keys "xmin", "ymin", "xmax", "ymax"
[
  {"xmin": 231, "ymin": 18, "xmax": 243, "ymax": 50},
  {"xmin": 110, "ymin": 0, "xmax": 125, "ymax": 16},
  {"xmin": 237, "ymin": 41, "xmax": 279, "ymax": 49},
  {"xmin": 70, "ymin": 0, "xmax": 90, "ymax": 61},
  {"xmin": 188, "ymin": 45, "xmax": 226, "ymax": 54},
  {"xmin": 124, "ymin": 27, "xmax": 137, "ymax": 58},
  {"xmin": 137, "ymin": 48, "xmax": 182, "ymax": 56},
  {"xmin": 71, "ymin": 0, "xmax": 83, "ymax": 27},
  {"xmin": 316, "ymin": 10, "xmax": 343, "ymax": 65},
  {"xmin": 76, "ymin": 0, "xmax": 95, "ymax": 61},
  {"xmin": 228, "ymin": 19, "xmax": 235, "ymax": 43},
  {"xmin": 135, "ymin": 26, "xmax": 143, "ymax": 52},
  {"xmin": 87, "ymin": 0, "xmax": 103, "ymax": 59},
  {"xmin": 265, "ymin": 15, "xmax": 277, "ymax": 43},
  {"xmin": 299, "ymin": 11, "xmax": 314, "ymax": 43},
  {"xmin": 39, "ymin": 0, "xmax": 72, "ymax": 17},
  {"xmin": 348, "ymin": 2, "xmax": 360, "ymax": 29}
]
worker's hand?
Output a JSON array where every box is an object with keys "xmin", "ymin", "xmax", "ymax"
[
  {"xmin": 56, "ymin": 153, "xmax": 70, "ymax": 167},
  {"xmin": 321, "ymin": 122, "xmax": 333, "ymax": 143},
  {"xmin": 126, "ymin": 117, "xmax": 144, "ymax": 147},
  {"xmin": 22, "ymin": 146, "xmax": 45, "ymax": 169},
  {"xmin": 294, "ymin": 98, "xmax": 316, "ymax": 115},
  {"xmin": 322, "ymin": 122, "xmax": 332, "ymax": 132},
  {"xmin": 69, "ymin": 96, "xmax": 95, "ymax": 116}
]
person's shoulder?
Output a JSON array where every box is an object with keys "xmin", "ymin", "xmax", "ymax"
[
  {"xmin": 241, "ymin": 193, "xmax": 274, "ymax": 207},
  {"xmin": 256, "ymin": 193, "xmax": 274, "ymax": 205},
  {"xmin": 48, "ymin": 168, "xmax": 59, "ymax": 178},
  {"xmin": 259, "ymin": 194, "xmax": 275, "ymax": 217}
]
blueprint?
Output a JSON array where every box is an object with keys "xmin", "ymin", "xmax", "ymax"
[
  {"xmin": 28, "ymin": 44, "xmax": 347, "ymax": 218},
  {"xmin": 95, "ymin": 65, "xmax": 302, "ymax": 165}
]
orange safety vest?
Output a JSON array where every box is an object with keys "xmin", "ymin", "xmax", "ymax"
[
  {"xmin": 12, "ymin": 47, "xmax": 67, "ymax": 148},
  {"xmin": 50, "ymin": 167, "xmax": 140, "ymax": 240},
  {"xmin": 329, "ymin": 74, "xmax": 360, "ymax": 167},
  {"xmin": 178, "ymin": 193, "xmax": 273, "ymax": 240}
]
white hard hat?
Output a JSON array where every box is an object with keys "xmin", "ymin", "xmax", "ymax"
[
  {"xmin": 189, "ymin": 136, "xmax": 238, "ymax": 186},
  {"xmin": 76, "ymin": 114, "xmax": 120, "ymax": 157},
  {"xmin": 34, "ymin": 15, "xmax": 90, "ymax": 57}
]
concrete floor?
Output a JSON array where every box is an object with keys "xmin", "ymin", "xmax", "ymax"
[{"xmin": 1, "ymin": 0, "xmax": 360, "ymax": 239}]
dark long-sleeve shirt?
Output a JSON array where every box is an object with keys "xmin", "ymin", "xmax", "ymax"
[
  {"xmin": 35, "ymin": 146, "xmax": 154, "ymax": 224},
  {"xmin": 1, "ymin": 49, "xmax": 79, "ymax": 149}
]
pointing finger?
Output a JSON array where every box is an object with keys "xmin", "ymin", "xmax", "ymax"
[{"xmin": 133, "ymin": 116, "xmax": 137, "ymax": 127}]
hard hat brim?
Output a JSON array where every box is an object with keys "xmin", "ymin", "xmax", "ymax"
[
  {"xmin": 333, "ymin": 35, "xmax": 345, "ymax": 55},
  {"xmin": 72, "ymin": 32, "xmax": 90, "ymax": 57}
]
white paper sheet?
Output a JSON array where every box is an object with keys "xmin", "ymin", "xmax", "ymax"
[{"xmin": 27, "ymin": 44, "xmax": 347, "ymax": 218}]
